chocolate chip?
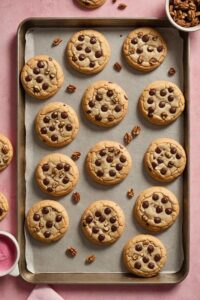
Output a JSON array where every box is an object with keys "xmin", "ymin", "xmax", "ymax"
[
  {"xmin": 101, "ymin": 104, "xmax": 108, "ymax": 112},
  {"xmin": 165, "ymin": 208, "xmax": 172, "ymax": 215},
  {"xmin": 168, "ymin": 87, "xmax": 174, "ymax": 93},
  {"xmin": 134, "ymin": 261, "xmax": 141, "ymax": 269},
  {"xmin": 85, "ymin": 47, "xmax": 91, "ymax": 53},
  {"xmin": 56, "ymin": 215, "xmax": 62, "ymax": 222},
  {"xmin": 89, "ymin": 62, "xmax": 95, "ymax": 68},
  {"xmin": 42, "ymin": 207, "xmax": 49, "ymax": 214},
  {"xmin": 149, "ymin": 89, "xmax": 156, "ymax": 96},
  {"xmin": 152, "ymin": 193, "xmax": 159, "ymax": 201},
  {"xmin": 56, "ymin": 163, "xmax": 63, "ymax": 170},
  {"xmin": 95, "ymin": 211, "xmax": 101, "ymax": 217},
  {"xmin": 76, "ymin": 44, "xmax": 82, "ymax": 51},
  {"xmin": 37, "ymin": 60, "xmax": 45, "ymax": 68},
  {"xmin": 106, "ymin": 156, "xmax": 113, "ymax": 163},
  {"xmin": 136, "ymin": 48, "xmax": 143, "ymax": 54},
  {"xmin": 25, "ymin": 75, "xmax": 32, "ymax": 82},
  {"xmin": 33, "ymin": 86, "xmax": 40, "ymax": 93},
  {"xmin": 66, "ymin": 124, "xmax": 73, "ymax": 131},
  {"xmin": 78, "ymin": 35, "xmax": 84, "ymax": 41},
  {"xmin": 161, "ymin": 112, "xmax": 168, "ymax": 119},
  {"xmin": 155, "ymin": 147, "xmax": 162, "ymax": 154},
  {"xmin": 160, "ymin": 89, "xmax": 167, "ymax": 96},
  {"xmin": 154, "ymin": 217, "xmax": 161, "ymax": 224},
  {"xmin": 99, "ymin": 216, "xmax": 105, "ymax": 223},
  {"xmin": 96, "ymin": 170, "xmax": 104, "ymax": 177},
  {"xmin": 168, "ymin": 95, "xmax": 174, "ymax": 102},
  {"xmin": 90, "ymin": 37, "xmax": 96, "ymax": 44},
  {"xmin": 33, "ymin": 67, "xmax": 40, "ymax": 74},
  {"xmin": 154, "ymin": 254, "xmax": 161, "ymax": 262},
  {"xmin": 44, "ymin": 231, "xmax": 51, "ymax": 238},
  {"xmin": 86, "ymin": 215, "xmax": 93, "ymax": 224},
  {"xmin": 114, "ymin": 105, "xmax": 122, "ymax": 112},
  {"xmin": 95, "ymin": 115, "xmax": 102, "ymax": 121},
  {"xmin": 143, "ymin": 256, "xmax": 149, "ymax": 263},
  {"xmin": 42, "ymin": 83, "xmax": 49, "ymax": 90},
  {"xmin": 170, "ymin": 107, "xmax": 176, "ymax": 114},
  {"xmin": 147, "ymin": 98, "xmax": 154, "ymax": 104},
  {"xmin": 160, "ymin": 167, "xmax": 167, "ymax": 175},
  {"xmin": 131, "ymin": 37, "xmax": 138, "ymax": 44},
  {"xmin": 120, "ymin": 155, "xmax": 126, "ymax": 163},
  {"xmin": 43, "ymin": 178, "xmax": 49, "ymax": 186},
  {"xmin": 147, "ymin": 245, "xmax": 154, "ymax": 253},
  {"xmin": 49, "ymin": 125, "xmax": 55, "ymax": 131},
  {"xmin": 135, "ymin": 244, "xmax": 142, "ymax": 251},
  {"xmin": 152, "ymin": 162, "xmax": 157, "ymax": 169},
  {"xmin": 148, "ymin": 262, "xmax": 155, "ymax": 269},
  {"xmin": 107, "ymin": 90, "xmax": 114, "ymax": 97},
  {"xmin": 46, "ymin": 220, "xmax": 53, "ymax": 228},
  {"xmin": 161, "ymin": 196, "xmax": 168, "ymax": 204},
  {"xmin": 43, "ymin": 116, "xmax": 50, "ymax": 123},
  {"xmin": 142, "ymin": 201, "xmax": 149, "ymax": 209},
  {"xmin": 47, "ymin": 187, "xmax": 53, "ymax": 193},
  {"xmin": 116, "ymin": 163, "xmax": 123, "ymax": 171},
  {"xmin": 156, "ymin": 206, "xmax": 163, "ymax": 213},
  {"xmin": 61, "ymin": 112, "xmax": 68, "ymax": 119},
  {"xmin": 36, "ymin": 76, "xmax": 43, "ymax": 83},
  {"xmin": 110, "ymin": 216, "xmax": 116, "ymax": 223},
  {"xmin": 171, "ymin": 147, "xmax": 177, "ymax": 154},
  {"xmin": 51, "ymin": 112, "xmax": 58, "ymax": 119},
  {"xmin": 142, "ymin": 34, "xmax": 149, "ymax": 42},
  {"xmin": 42, "ymin": 164, "xmax": 49, "ymax": 172},
  {"xmin": 95, "ymin": 51, "xmax": 102, "ymax": 58},
  {"xmin": 41, "ymin": 127, "xmax": 47, "ymax": 134},
  {"xmin": 64, "ymin": 164, "xmax": 70, "ymax": 172},
  {"xmin": 96, "ymin": 93, "xmax": 103, "ymax": 101},
  {"xmin": 98, "ymin": 234, "xmax": 105, "ymax": 241},
  {"xmin": 168, "ymin": 161, "xmax": 174, "ymax": 168},
  {"xmin": 63, "ymin": 176, "xmax": 69, "ymax": 184},
  {"xmin": 148, "ymin": 107, "xmax": 154, "ymax": 113},
  {"xmin": 89, "ymin": 100, "xmax": 95, "ymax": 107},
  {"xmin": 157, "ymin": 45, "xmax": 163, "ymax": 52},
  {"xmin": 176, "ymin": 153, "xmax": 181, "ymax": 159},
  {"xmin": 109, "ymin": 170, "xmax": 116, "ymax": 177},
  {"xmin": 51, "ymin": 134, "xmax": 58, "ymax": 141},
  {"xmin": 92, "ymin": 227, "xmax": 99, "ymax": 234},
  {"xmin": 157, "ymin": 158, "xmax": 164, "ymax": 164},
  {"xmin": 104, "ymin": 207, "xmax": 111, "ymax": 215},
  {"xmin": 159, "ymin": 101, "xmax": 165, "ymax": 108},
  {"xmin": 95, "ymin": 159, "xmax": 101, "ymax": 166},
  {"xmin": 79, "ymin": 54, "xmax": 85, "ymax": 61},
  {"xmin": 111, "ymin": 225, "xmax": 117, "ymax": 232},
  {"xmin": 148, "ymin": 112, "xmax": 153, "ymax": 118},
  {"xmin": 33, "ymin": 213, "xmax": 40, "ymax": 221},
  {"xmin": 100, "ymin": 149, "xmax": 106, "ymax": 156}
]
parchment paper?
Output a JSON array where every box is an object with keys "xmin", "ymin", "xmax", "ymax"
[{"xmin": 24, "ymin": 26, "xmax": 184, "ymax": 274}]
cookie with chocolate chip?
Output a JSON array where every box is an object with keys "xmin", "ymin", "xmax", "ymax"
[
  {"xmin": 35, "ymin": 153, "xmax": 79, "ymax": 197},
  {"xmin": 35, "ymin": 102, "xmax": 79, "ymax": 147},
  {"xmin": 21, "ymin": 55, "xmax": 64, "ymax": 100},
  {"xmin": 0, "ymin": 192, "xmax": 9, "ymax": 221},
  {"xmin": 26, "ymin": 200, "xmax": 69, "ymax": 243},
  {"xmin": 134, "ymin": 187, "xmax": 179, "ymax": 232},
  {"xmin": 0, "ymin": 134, "xmax": 13, "ymax": 171},
  {"xmin": 66, "ymin": 30, "xmax": 110, "ymax": 74},
  {"xmin": 81, "ymin": 200, "xmax": 125, "ymax": 245},
  {"xmin": 123, "ymin": 27, "xmax": 167, "ymax": 72},
  {"xmin": 123, "ymin": 234, "xmax": 167, "ymax": 277},
  {"xmin": 139, "ymin": 81, "xmax": 185, "ymax": 125},
  {"xmin": 144, "ymin": 138, "xmax": 186, "ymax": 182},
  {"xmin": 82, "ymin": 81, "xmax": 128, "ymax": 127},
  {"xmin": 76, "ymin": 0, "xmax": 106, "ymax": 9},
  {"xmin": 86, "ymin": 140, "xmax": 132, "ymax": 185}
]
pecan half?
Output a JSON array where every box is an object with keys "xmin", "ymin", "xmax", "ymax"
[
  {"xmin": 131, "ymin": 126, "xmax": 141, "ymax": 138},
  {"xmin": 66, "ymin": 84, "xmax": 76, "ymax": 93},
  {"xmin": 71, "ymin": 151, "xmax": 81, "ymax": 161},
  {"xmin": 168, "ymin": 67, "xmax": 176, "ymax": 76},
  {"xmin": 66, "ymin": 247, "xmax": 77, "ymax": 257},
  {"xmin": 85, "ymin": 255, "xmax": 96, "ymax": 264},
  {"xmin": 72, "ymin": 192, "xmax": 80, "ymax": 203},
  {"xmin": 127, "ymin": 188, "xmax": 134, "ymax": 199},
  {"xmin": 113, "ymin": 62, "xmax": 122, "ymax": 72},
  {"xmin": 52, "ymin": 37, "xmax": 62, "ymax": 47},
  {"xmin": 123, "ymin": 132, "xmax": 132, "ymax": 145},
  {"xmin": 118, "ymin": 3, "xmax": 127, "ymax": 10}
]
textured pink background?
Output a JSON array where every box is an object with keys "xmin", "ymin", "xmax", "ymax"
[{"xmin": 0, "ymin": 0, "xmax": 200, "ymax": 299}]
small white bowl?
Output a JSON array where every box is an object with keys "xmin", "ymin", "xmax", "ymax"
[{"xmin": 165, "ymin": 0, "xmax": 200, "ymax": 32}]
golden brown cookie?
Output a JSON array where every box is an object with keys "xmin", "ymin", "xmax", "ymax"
[
  {"xmin": 81, "ymin": 200, "xmax": 125, "ymax": 245},
  {"xmin": 123, "ymin": 234, "xmax": 167, "ymax": 277},
  {"xmin": 138, "ymin": 81, "xmax": 185, "ymax": 125},
  {"xmin": 123, "ymin": 27, "xmax": 167, "ymax": 72},
  {"xmin": 66, "ymin": 30, "xmax": 110, "ymax": 74},
  {"xmin": 35, "ymin": 102, "xmax": 79, "ymax": 147},
  {"xmin": 35, "ymin": 153, "xmax": 79, "ymax": 197},
  {"xmin": 134, "ymin": 187, "xmax": 179, "ymax": 232},
  {"xmin": 82, "ymin": 80, "xmax": 128, "ymax": 127},
  {"xmin": 144, "ymin": 138, "xmax": 186, "ymax": 182},
  {"xmin": 76, "ymin": 0, "xmax": 106, "ymax": 9},
  {"xmin": 0, "ymin": 193, "xmax": 9, "ymax": 221},
  {"xmin": 26, "ymin": 200, "xmax": 69, "ymax": 243},
  {"xmin": 21, "ymin": 55, "xmax": 64, "ymax": 100},
  {"xmin": 86, "ymin": 140, "xmax": 132, "ymax": 185},
  {"xmin": 0, "ymin": 134, "xmax": 13, "ymax": 171}
]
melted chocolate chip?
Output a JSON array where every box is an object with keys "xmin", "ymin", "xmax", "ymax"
[
  {"xmin": 160, "ymin": 167, "xmax": 167, "ymax": 175},
  {"xmin": 114, "ymin": 105, "xmax": 122, "ymax": 112},
  {"xmin": 95, "ymin": 211, "xmax": 101, "ymax": 217},
  {"xmin": 165, "ymin": 208, "xmax": 172, "ymax": 215},
  {"xmin": 104, "ymin": 207, "xmax": 111, "ymax": 215},
  {"xmin": 64, "ymin": 164, "xmax": 70, "ymax": 172},
  {"xmin": 56, "ymin": 215, "xmax": 62, "ymax": 222},
  {"xmin": 156, "ymin": 206, "xmax": 163, "ymax": 213},
  {"xmin": 76, "ymin": 44, "xmax": 82, "ymax": 51},
  {"xmin": 176, "ymin": 153, "xmax": 181, "ymax": 159},
  {"xmin": 41, "ymin": 127, "xmax": 47, "ymax": 134},
  {"xmin": 49, "ymin": 125, "xmax": 55, "ymax": 131},
  {"xmin": 56, "ymin": 163, "xmax": 63, "ymax": 170},
  {"xmin": 110, "ymin": 216, "xmax": 116, "ymax": 223},
  {"xmin": 95, "ymin": 51, "xmax": 102, "ymax": 58},
  {"xmin": 148, "ymin": 262, "xmax": 155, "ymax": 269},
  {"xmin": 37, "ymin": 61, "xmax": 45, "ymax": 68},
  {"xmin": 99, "ymin": 216, "xmax": 105, "ymax": 223},
  {"xmin": 33, "ymin": 67, "xmax": 40, "ymax": 74},
  {"xmin": 90, "ymin": 37, "xmax": 96, "ymax": 44},
  {"xmin": 89, "ymin": 62, "xmax": 95, "ymax": 68},
  {"xmin": 136, "ymin": 48, "xmax": 143, "ymax": 54},
  {"xmin": 78, "ymin": 35, "xmax": 84, "ymax": 41},
  {"xmin": 101, "ymin": 104, "xmax": 108, "ymax": 112},
  {"xmin": 168, "ymin": 95, "xmax": 174, "ymax": 102},
  {"xmin": 154, "ymin": 217, "xmax": 161, "ymax": 224},
  {"xmin": 116, "ymin": 163, "xmax": 123, "ymax": 171},
  {"xmin": 155, "ymin": 147, "xmax": 162, "ymax": 154},
  {"xmin": 168, "ymin": 161, "xmax": 174, "ymax": 168},
  {"xmin": 109, "ymin": 170, "xmax": 116, "ymax": 177},
  {"xmin": 135, "ymin": 244, "xmax": 142, "ymax": 251},
  {"xmin": 120, "ymin": 155, "xmax": 126, "ymax": 163},
  {"xmin": 43, "ymin": 116, "xmax": 50, "ymax": 123},
  {"xmin": 63, "ymin": 177, "xmax": 69, "ymax": 184},
  {"xmin": 152, "ymin": 193, "xmax": 159, "ymax": 201},
  {"xmin": 157, "ymin": 45, "xmax": 163, "ymax": 52},
  {"xmin": 154, "ymin": 254, "xmax": 161, "ymax": 262},
  {"xmin": 95, "ymin": 159, "xmax": 101, "ymax": 166},
  {"xmin": 89, "ymin": 100, "xmax": 95, "ymax": 107},
  {"xmin": 152, "ymin": 162, "xmax": 157, "ymax": 169},
  {"xmin": 148, "ymin": 107, "xmax": 154, "ymax": 113},
  {"xmin": 157, "ymin": 158, "xmax": 164, "ymax": 164},
  {"xmin": 96, "ymin": 93, "xmax": 103, "ymax": 101},
  {"xmin": 92, "ymin": 227, "xmax": 99, "ymax": 234},
  {"xmin": 86, "ymin": 215, "xmax": 93, "ymax": 224},
  {"xmin": 143, "ymin": 256, "xmax": 149, "ymax": 263},
  {"xmin": 42, "ymin": 164, "xmax": 49, "ymax": 172},
  {"xmin": 111, "ymin": 225, "xmax": 117, "ymax": 232},
  {"xmin": 131, "ymin": 37, "xmax": 138, "ymax": 44},
  {"xmin": 168, "ymin": 87, "xmax": 174, "ymax": 93},
  {"xmin": 149, "ymin": 89, "xmax": 156, "ymax": 96},
  {"xmin": 134, "ymin": 261, "xmax": 141, "ymax": 269},
  {"xmin": 44, "ymin": 231, "xmax": 51, "ymax": 238},
  {"xmin": 171, "ymin": 147, "xmax": 177, "ymax": 154},
  {"xmin": 61, "ymin": 112, "xmax": 68, "ymax": 119},
  {"xmin": 161, "ymin": 196, "xmax": 168, "ymax": 204},
  {"xmin": 159, "ymin": 101, "xmax": 165, "ymax": 108},
  {"xmin": 46, "ymin": 220, "xmax": 53, "ymax": 228},
  {"xmin": 106, "ymin": 156, "xmax": 113, "ymax": 163},
  {"xmin": 147, "ymin": 98, "xmax": 154, "ymax": 104},
  {"xmin": 42, "ymin": 207, "xmax": 49, "ymax": 214},
  {"xmin": 95, "ymin": 115, "xmax": 102, "ymax": 121},
  {"xmin": 170, "ymin": 107, "xmax": 176, "ymax": 114},
  {"xmin": 66, "ymin": 124, "xmax": 73, "ymax": 131},
  {"xmin": 33, "ymin": 213, "xmax": 40, "ymax": 221},
  {"xmin": 107, "ymin": 90, "xmax": 114, "ymax": 97},
  {"xmin": 142, "ymin": 34, "xmax": 149, "ymax": 42},
  {"xmin": 147, "ymin": 245, "xmax": 154, "ymax": 253},
  {"xmin": 142, "ymin": 201, "xmax": 149, "ymax": 209},
  {"xmin": 51, "ymin": 112, "xmax": 58, "ymax": 119},
  {"xmin": 43, "ymin": 178, "xmax": 49, "ymax": 186},
  {"xmin": 0, "ymin": 208, "xmax": 3, "ymax": 216},
  {"xmin": 36, "ymin": 76, "xmax": 43, "ymax": 83},
  {"xmin": 96, "ymin": 170, "xmax": 104, "ymax": 177},
  {"xmin": 98, "ymin": 234, "xmax": 105, "ymax": 241},
  {"xmin": 79, "ymin": 54, "xmax": 85, "ymax": 61},
  {"xmin": 51, "ymin": 134, "xmax": 58, "ymax": 141},
  {"xmin": 85, "ymin": 47, "xmax": 91, "ymax": 53},
  {"xmin": 99, "ymin": 149, "xmax": 106, "ymax": 156},
  {"xmin": 160, "ymin": 89, "xmax": 167, "ymax": 96},
  {"xmin": 25, "ymin": 75, "xmax": 32, "ymax": 82},
  {"xmin": 47, "ymin": 187, "xmax": 53, "ymax": 193}
]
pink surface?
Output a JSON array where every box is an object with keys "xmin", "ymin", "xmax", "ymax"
[
  {"xmin": 0, "ymin": 235, "xmax": 17, "ymax": 272},
  {"xmin": 0, "ymin": 0, "xmax": 199, "ymax": 299}
]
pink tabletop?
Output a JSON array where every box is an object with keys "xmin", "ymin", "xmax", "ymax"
[{"xmin": 0, "ymin": 0, "xmax": 200, "ymax": 299}]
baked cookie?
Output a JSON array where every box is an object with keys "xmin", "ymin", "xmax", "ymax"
[
  {"xmin": 0, "ymin": 193, "xmax": 9, "ymax": 221},
  {"xmin": 35, "ymin": 102, "xmax": 79, "ymax": 147},
  {"xmin": 66, "ymin": 30, "xmax": 110, "ymax": 74},
  {"xmin": 144, "ymin": 138, "xmax": 186, "ymax": 182},
  {"xmin": 81, "ymin": 200, "xmax": 125, "ymax": 245},
  {"xmin": 123, "ymin": 234, "xmax": 167, "ymax": 277},
  {"xmin": 21, "ymin": 55, "xmax": 64, "ymax": 100},
  {"xmin": 35, "ymin": 153, "xmax": 79, "ymax": 197},
  {"xmin": 82, "ymin": 80, "xmax": 128, "ymax": 127},
  {"xmin": 138, "ymin": 81, "xmax": 185, "ymax": 125},
  {"xmin": 123, "ymin": 27, "xmax": 167, "ymax": 72},
  {"xmin": 134, "ymin": 187, "xmax": 179, "ymax": 232},
  {"xmin": 0, "ymin": 134, "xmax": 13, "ymax": 171},
  {"xmin": 76, "ymin": 0, "xmax": 106, "ymax": 9},
  {"xmin": 26, "ymin": 200, "xmax": 69, "ymax": 243},
  {"xmin": 86, "ymin": 140, "xmax": 132, "ymax": 185}
]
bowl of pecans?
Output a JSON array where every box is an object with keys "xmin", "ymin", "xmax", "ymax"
[{"xmin": 166, "ymin": 0, "xmax": 200, "ymax": 32}]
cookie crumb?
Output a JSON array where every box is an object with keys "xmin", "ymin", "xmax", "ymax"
[
  {"xmin": 72, "ymin": 192, "xmax": 80, "ymax": 203},
  {"xmin": 124, "ymin": 132, "xmax": 132, "ymax": 145},
  {"xmin": 85, "ymin": 255, "xmax": 96, "ymax": 264},
  {"xmin": 71, "ymin": 151, "xmax": 81, "ymax": 161},
  {"xmin": 168, "ymin": 67, "xmax": 176, "ymax": 77},
  {"xmin": 52, "ymin": 37, "xmax": 62, "ymax": 47},
  {"xmin": 127, "ymin": 188, "xmax": 134, "ymax": 199},
  {"xmin": 118, "ymin": 3, "xmax": 127, "ymax": 10},
  {"xmin": 113, "ymin": 62, "xmax": 122, "ymax": 72},
  {"xmin": 66, "ymin": 247, "xmax": 77, "ymax": 257},
  {"xmin": 131, "ymin": 126, "xmax": 141, "ymax": 138},
  {"xmin": 66, "ymin": 84, "xmax": 76, "ymax": 93}
]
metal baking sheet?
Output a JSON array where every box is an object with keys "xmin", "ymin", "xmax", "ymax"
[{"xmin": 17, "ymin": 18, "xmax": 189, "ymax": 284}]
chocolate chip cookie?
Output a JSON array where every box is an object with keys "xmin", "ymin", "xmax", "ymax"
[
  {"xmin": 123, "ymin": 27, "xmax": 167, "ymax": 72},
  {"xmin": 35, "ymin": 102, "xmax": 79, "ymax": 147},
  {"xmin": 0, "ymin": 134, "xmax": 13, "ymax": 171},
  {"xmin": 123, "ymin": 234, "xmax": 167, "ymax": 277},
  {"xmin": 86, "ymin": 140, "xmax": 132, "ymax": 185},
  {"xmin": 76, "ymin": 0, "xmax": 106, "ymax": 9},
  {"xmin": 0, "ymin": 192, "xmax": 9, "ymax": 222},
  {"xmin": 26, "ymin": 200, "xmax": 69, "ymax": 243},
  {"xmin": 21, "ymin": 55, "xmax": 64, "ymax": 100},
  {"xmin": 138, "ymin": 81, "xmax": 185, "ymax": 125},
  {"xmin": 81, "ymin": 200, "xmax": 125, "ymax": 245},
  {"xmin": 134, "ymin": 187, "xmax": 180, "ymax": 232},
  {"xmin": 35, "ymin": 153, "xmax": 79, "ymax": 197},
  {"xmin": 144, "ymin": 138, "xmax": 186, "ymax": 182},
  {"xmin": 66, "ymin": 30, "xmax": 110, "ymax": 74},
  {"xmin": 82, "ymin": 80, "xmax": 128, "ymax": 127}
]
